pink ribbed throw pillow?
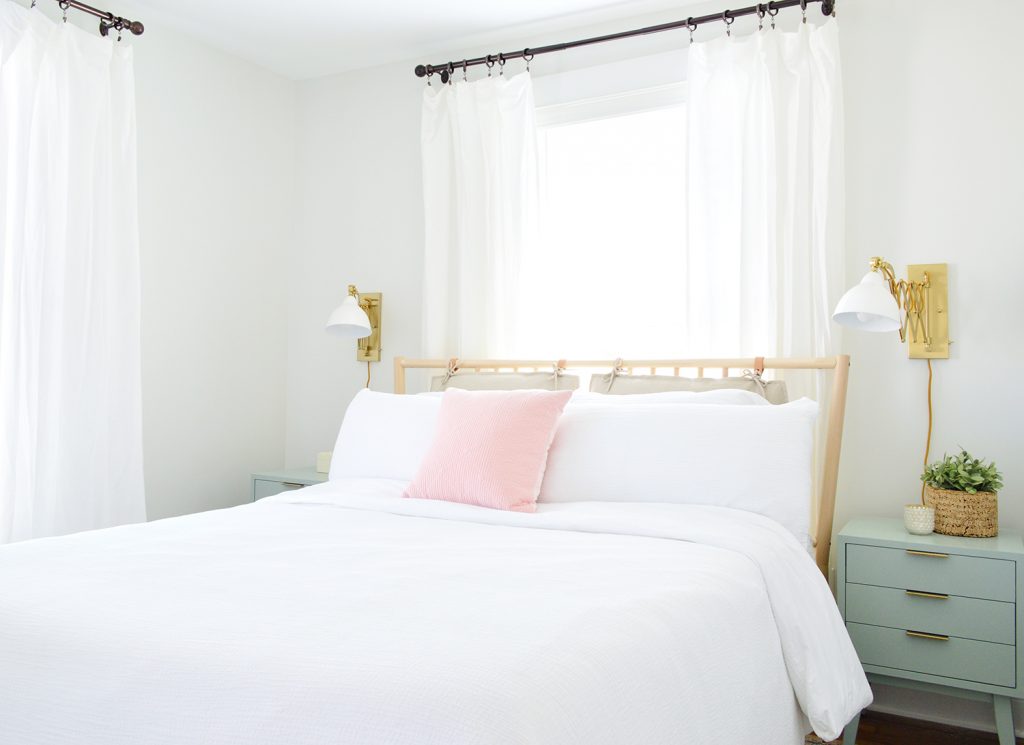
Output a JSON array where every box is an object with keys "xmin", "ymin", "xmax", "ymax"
[{"xmin": 404, "ymin": 388, "xmax": 573, "ymax": 512}]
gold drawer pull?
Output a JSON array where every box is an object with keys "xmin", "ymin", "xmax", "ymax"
[
  {"xmin": 906, "ymin": 630, "xmax": 949, "ymax": 641},
  {"xmin": 281, "ymin": 482, "xmax": 305, "ymax": 488},
  {"xmin": 906, "ymin": 590, "xmax": 949, "ymax": 600},
  {"xmin": 906, "ymin": 549, "xmax": 949, "ymax": 559}
]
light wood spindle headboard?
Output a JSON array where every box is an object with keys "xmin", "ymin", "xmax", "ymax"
[{"xmin": 394, "ymin": 355, "xmax": 850, "ymax": 576}]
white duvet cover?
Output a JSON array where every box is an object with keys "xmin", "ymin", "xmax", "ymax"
[{"xmin": 0, "ymin": 479, "xmax": 870, "ymax": 744}]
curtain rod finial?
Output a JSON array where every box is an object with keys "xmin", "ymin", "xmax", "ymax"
[{"xmin": 414, "ymin": 64, "xmax": 427, "ymax": 78}]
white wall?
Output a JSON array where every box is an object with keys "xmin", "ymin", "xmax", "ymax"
[
  {"xmin": 285, "ymin": 66, "xmax": 424, "ymax": 465},
  {"xmin": 40, "ymin": 0, "xmax": 297, "ymax": 519},
  {"xmin": 133, "ymin": 21, "xmax": 295, "ymax": 519},
  {"xmin": 285, "ymin": 0, "xmax": 1024, "ymax": 735}
]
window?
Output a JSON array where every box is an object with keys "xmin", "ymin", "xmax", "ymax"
[{"xmin": 512, "ymin": 85, "xmax": 688, "ymax": 358}]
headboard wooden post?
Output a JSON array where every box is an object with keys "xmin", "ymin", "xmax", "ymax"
[
  {"xmin": 394, "ymin": 356, "xmax": 407, "ymax": 394},
  {"xmin": 393, "ymin": 355, "xmax": 849, "ymax": 577},
  {"xmin": 814, "ymin": 354, "xmax": 849, "ymax": 577}
]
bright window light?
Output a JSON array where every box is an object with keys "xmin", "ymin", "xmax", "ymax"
[{"xmin": 512, "ymin": 96, "xmax": 688, "ymax": 358}]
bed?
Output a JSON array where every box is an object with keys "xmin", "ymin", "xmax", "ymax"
[{"xmin": 0, "ymin": 356, "xmax": 870, "ymax": 744}]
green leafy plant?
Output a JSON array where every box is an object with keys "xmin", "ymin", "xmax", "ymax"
[{"xmin": 921, "ymin": 449, "xmax": 1003, "ymax": 494}]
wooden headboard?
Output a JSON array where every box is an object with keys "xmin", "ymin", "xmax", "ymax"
[{"xmin": 394, "ymin": 355, "xmax": 850, "ymax": 576}]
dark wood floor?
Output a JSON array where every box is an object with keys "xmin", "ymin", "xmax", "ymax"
[{"xmin": 805, "ymin": 711, "xmax": 1022, "ymax": 745}]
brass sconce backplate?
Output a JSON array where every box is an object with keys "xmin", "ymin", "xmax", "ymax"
[
  {"xmin": 357, "ymin": 292, "xmax": 382, "ymax": 362},
  {"xmin": 907, "ymin": 263, "xmax": 948, "ymax": 359}
]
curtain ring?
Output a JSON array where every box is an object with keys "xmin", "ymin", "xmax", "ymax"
[
  {"xmin": 687, "ymin": 17, "xmax": 697, "ymax": 44},
  {"xmin": 485, "ymin": 55, "xmax": 495, "ymax": 77},
  {"xmin": 497, "ymin": 53, "xmax": 505, "ymax": 76},
  {"xmin": 767, "ymin": 1, "xmax": 779, "ymax": 29},
  {"xmin": 756, "ymin": 3, "xmax": 766, "ymax": 31},
  {"xmin": 462, "ymin": 59, "xmax": 468, "ymax": 82},
  {"xmin": 446, "ymin": 61, "xmax": 454, "ymax": 85},
  {"xmin": 59, "ymin": 0, "xmax": 69, "ymax": 22},
  {"xmin": 800, "ymin": 0, "xmax": 808, "ymax": 23},
  {"xmin": 722, "ymin": 10, "xmax": 734, "ymax": 37},
  {"xmin": 523, "ymin": 48, "xmax": 534, "ymax": 73}
]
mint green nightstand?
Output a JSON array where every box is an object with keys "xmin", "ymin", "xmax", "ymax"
[
  {"xmin": 250, "ymin": 467, "xmax": 328, "ymax": 501},
  {"xmin": 837, "ymin": 518, "xmax": 1023, "ymax": 744}
]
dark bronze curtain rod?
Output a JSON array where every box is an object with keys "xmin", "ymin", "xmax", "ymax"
[
  {"xmin": 414, "ymin": 0, "xmax": 831, "ymax": 81},
  {"xmin": 44, "ymin": 0, "xmax": 144, "ymax": 37}
]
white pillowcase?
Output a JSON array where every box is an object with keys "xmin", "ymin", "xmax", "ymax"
[
  {"xmin": 570, "ymin": 389, "xmax": 770, "ymax": 406},
  {"xmin": 329, "ymin": 390, "xmax": 441, "ymax": 482},
  {"xmin": 538, "ymin": 399, "xmax": 818, "ymax": 541}
]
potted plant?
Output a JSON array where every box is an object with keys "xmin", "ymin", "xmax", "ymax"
[{"xmin": 921, "ymin": 450, "xmax": 1004, "ymax": 537}]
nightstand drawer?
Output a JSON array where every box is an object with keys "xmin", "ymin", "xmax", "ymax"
[
  {"xmin": 848, "ymin": 622, "xmax": 1015, "ymax": 688},
  {"xmin": 846, "ymin": 544, "xmax": 1015, "ymax": 602},
  {"xmin": 846, "ymin": 583, "xmax": 1015, "ymax": 645}
]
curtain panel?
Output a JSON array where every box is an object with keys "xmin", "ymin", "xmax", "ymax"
[
  {"xmin": 0, "ymin": 2, "xmax": 145, "ymax": 542},
  {"xmin": 420, "ymin": 72, "xmax": 539, "ymax": 358},
  {"xmin": 685, "ymin": 19, "xmax": 845, "ymax": 371}
]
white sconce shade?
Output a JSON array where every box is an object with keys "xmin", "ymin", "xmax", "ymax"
[
  {"xmin": 325, "ymin": 294, "xmax": 371, "ymax": 338},
  {"xmin": 832, "ymin": 270, "xmax": 902, "ymax": 333}
]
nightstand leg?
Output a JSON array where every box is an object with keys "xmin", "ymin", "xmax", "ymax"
[
  {"xmin": 994, "ymin": 695, "xmax": 1014, "ymax": 745},
  {"xmin": 842, "ymin": 711, "xmax": 861, "ymax": 744}
]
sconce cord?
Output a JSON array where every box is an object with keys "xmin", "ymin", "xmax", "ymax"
[
  {"xmin": 365, "ymin": 361, "xmax": 371, "ymax": 389},
  {"xmin": 921, "ymin": 359, "xmax": 933, "ymax": 504}
]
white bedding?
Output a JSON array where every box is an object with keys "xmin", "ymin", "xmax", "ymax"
[{"xmin": 0, "ymin": 479, "xmax": 870, "ymax": 744}]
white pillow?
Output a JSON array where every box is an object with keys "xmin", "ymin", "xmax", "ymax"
[
  {"xmin": 570, "ymin": 389, "xmax": 769, "ymax": 406},
  {"xmin": 538, "ymin": 399, "xmax": 818, "ymax": 540},
  {"xmin": 329, "ymin": 390, "xmax": 441, "ymax": 482}
]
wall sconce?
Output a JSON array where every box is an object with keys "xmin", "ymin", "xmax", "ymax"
[
  {"xmin": 833, "ymin": 257, "xmax": 951, "ymax": 502},
  {"xmin": 832, "ymin": 257, "xmax": 949, "ymax": 359},
  {"xmin": 325, "ymin": 284, "xmax": 382, "ymax": 362}
]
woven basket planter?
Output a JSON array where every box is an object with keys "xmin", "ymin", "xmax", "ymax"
[{"xmin": 923, "ymin": 485, "xmax": 998, "ymax": 537}]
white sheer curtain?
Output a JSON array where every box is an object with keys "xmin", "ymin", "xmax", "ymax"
[
  {"xmin": 420, "ymin": 72, "xmax": 539, "ymax": 357},
  {"xmin": 685, "ymin": 20, "xmax": 845, "ymax": 380},
  {"xmin": 686, "ymin": 20, "xmax": 844, "ymax": 526},
  {"xmin": 0, "ymin": 2, "xmax": 145, "ymax": 543}
]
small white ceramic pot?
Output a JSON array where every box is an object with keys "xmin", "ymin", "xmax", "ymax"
[{"xmin": 904, "ymin": 504, "xmax": 936, "ymax": 535}]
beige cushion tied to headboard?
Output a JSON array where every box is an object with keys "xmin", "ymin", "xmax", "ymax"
[
  {"xmin": 590, "ymin": 355, "xmax": 788, "ymax": 403},
  {"xmin": 430, "ymin": 358, "xmax": 579, "ymax": 392},
  {"xmin": 590, "ymin": 372, "xmax": 788, "ymax": 403}
]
